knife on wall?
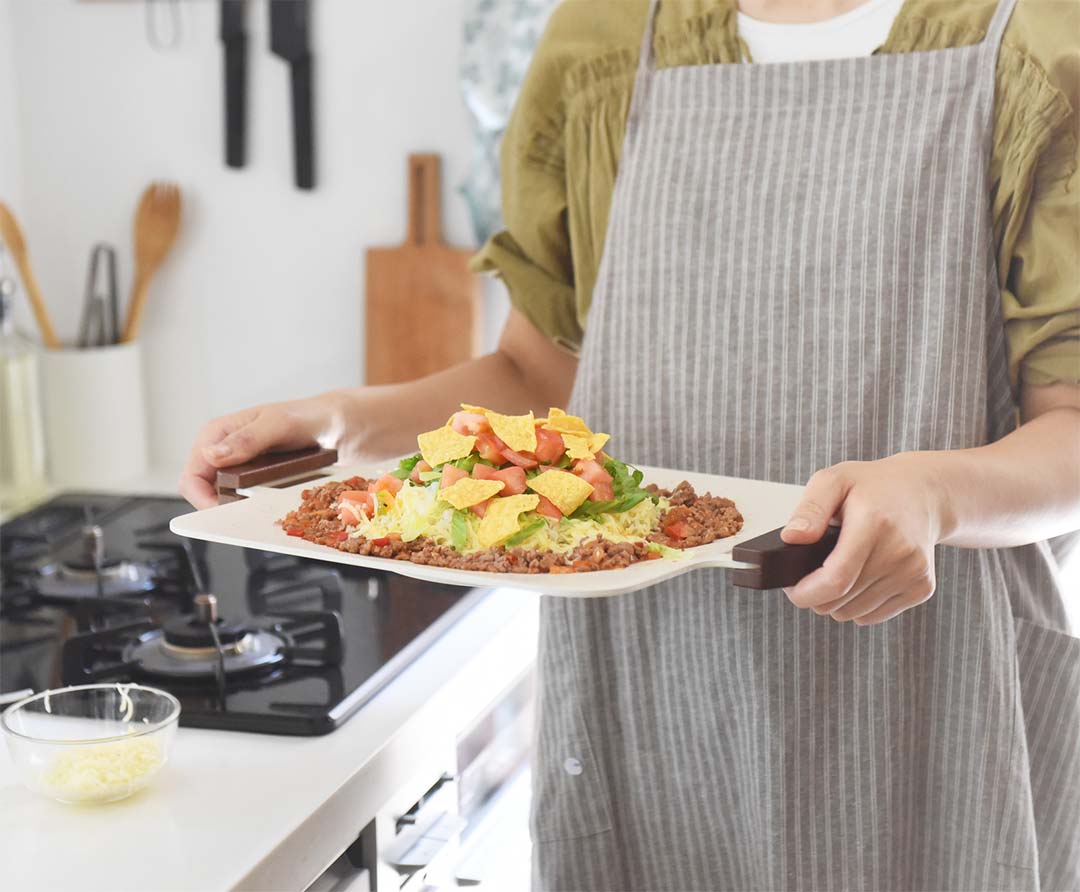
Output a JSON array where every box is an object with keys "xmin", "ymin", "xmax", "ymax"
[
  {"xmin": 270, "ymin": 0, "xmax": 315, "ymax": 190},
  {"xmin": 220, "ymin": 0, "xmax": 248, "ymax": 168}
]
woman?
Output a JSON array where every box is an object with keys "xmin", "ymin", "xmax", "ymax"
[{"xmin": 183, "ymin": 0, "xmax": 1080, "ymax": 889}]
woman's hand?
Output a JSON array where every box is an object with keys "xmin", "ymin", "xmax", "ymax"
[
  {"xmin": 179, "ymin": 394, "xmax": 345, "ymax": 510},
  {"xmin": 780, "ymin": 454, "xmax": 947, "ymax": 626}
]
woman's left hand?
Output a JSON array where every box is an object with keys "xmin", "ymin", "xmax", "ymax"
[{"xmin": 781, "ymin": 453, "xmax": 948, "ymax": 625}]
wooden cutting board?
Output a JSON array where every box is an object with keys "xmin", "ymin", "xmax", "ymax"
[{"xmin": 365, "ymin": 154, "xmax": 482, "ymax": 385}]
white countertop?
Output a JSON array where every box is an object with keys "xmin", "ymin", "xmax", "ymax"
[{"xmin": 0, "ymin": 586, "xmax": 539, "ymax": 891}]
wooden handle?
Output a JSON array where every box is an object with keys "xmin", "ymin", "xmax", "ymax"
[
  {"xmin": 0, "ymin": 202, "xmax": 61, "ymax": 349},
  {"xmin": 121, "ymin": 271, "xmax": 150, "ymax": 343},
  {"xmin": 729, "ymin": 525, "xmax": 841, "ymax": 590},
  {"xmin": 215, "ymin": 446, "xmax": 337, "ymax": 497},
  {"xmin": 18, "ymin": 256, "xmax": 60, "ymax": 349},
  {"xmin": 406, "ymin": 154, "xmax": 442, "ymax": 246}
]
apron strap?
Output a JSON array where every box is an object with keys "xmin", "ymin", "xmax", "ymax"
[
  {"xmin": 984, "ymin": 0, "xmax": 1019, "ymax": 52},
  {"xmin": 628, "ymin": 0, "xmax": 662, "ymax": 131}
]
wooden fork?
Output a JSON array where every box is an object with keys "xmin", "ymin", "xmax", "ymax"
[{"xmin": 121, "ymin": 182, "xmax": 181, "ymax": 343}]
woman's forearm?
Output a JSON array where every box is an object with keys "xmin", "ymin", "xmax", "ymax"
[
  {"xmin": 324, "ymin": 309, "xmax": 579, "ymax": 463},
  {"xmin": 929, "ymin": 406, "xmax": 1080, "ymax": 548}
]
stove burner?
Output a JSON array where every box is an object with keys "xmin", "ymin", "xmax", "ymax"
[
  {"xmin": 127, "ymin": 628, "xmax": 288, "ymax": 679},
  {"xmin": 34, "ymin": 559, "xmax": 157, "ymax": 599},
  {"xmin": 161, "ymin": 608, "xmax": 247, "ymax": 649}
]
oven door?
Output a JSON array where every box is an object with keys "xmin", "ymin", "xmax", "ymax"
[{"xmin": 370, "ymin": 666, "xmax": 535, "ymax": 891}]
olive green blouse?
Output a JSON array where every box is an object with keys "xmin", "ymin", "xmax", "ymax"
[{"xmin": 471, "ymin": 0, "xmax": 1080, "ymax": 389}]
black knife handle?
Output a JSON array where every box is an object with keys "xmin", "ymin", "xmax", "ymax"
[
  {"xmin": 224, "ymin": 34, "xmax": 247, "ymax": 168},
  {"xmin": 730, "ymin": 525, "xmax": 841, "ymax": 590},
  {"xmin": 290, "ymin": 55, "xmax": 315, "ymax": 190}
]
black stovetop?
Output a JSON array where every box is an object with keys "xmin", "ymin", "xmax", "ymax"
[{"xmin": 0, "ymin": 493, "xmax": 479, "ymax": 735}]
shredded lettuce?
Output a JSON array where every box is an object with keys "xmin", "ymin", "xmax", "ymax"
[
  {"xmin": 571, "ymin": 458, "xmax": 658, "ymax": 519},
  {"xmin": 451, "ymin": 510, "xmax": 469, "ymax": 551},
  {"xmin": 390, "ymin": 454, "xmax": 423, "ymax": 480}
]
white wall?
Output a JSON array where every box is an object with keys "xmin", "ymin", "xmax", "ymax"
[
  {"xmin": 3, "ymin": 0, "xmax": 505, "ymax": 474},
  {"xmin": 0, "ymin": 0, "xmax": 20, "ymax": 208}
]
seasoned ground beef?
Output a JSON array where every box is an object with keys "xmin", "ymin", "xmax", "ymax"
[
  {"xmin": 279, "ymin": 476, "xmax": 743, "ymax": 573},
  {"xmin": 647, "ymin": 482, "xmax": 745, "ymax": 549}
]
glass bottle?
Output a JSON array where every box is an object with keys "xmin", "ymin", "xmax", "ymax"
[{"xmin": 0, "ymin": 271, "xmax": 47, "ymax": 514}]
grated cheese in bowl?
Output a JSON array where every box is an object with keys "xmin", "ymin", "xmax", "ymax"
[{"xmin": 2, "ymin": 684, "xmax": 180, "ymax": 805}]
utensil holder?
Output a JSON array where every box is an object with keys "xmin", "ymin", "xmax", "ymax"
[{"xmin": 40, "ymin": 343, "xmax": 148, "ymax": 487}]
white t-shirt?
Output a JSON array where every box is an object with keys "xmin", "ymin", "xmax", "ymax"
[{"xmin": 737, "ymin": 0, "xmax": 906, "ymax": 64}]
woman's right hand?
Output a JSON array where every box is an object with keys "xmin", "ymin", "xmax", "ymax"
[{"xmin": 179, "ymin": 396, "xmax": 341, "ymax": 509}]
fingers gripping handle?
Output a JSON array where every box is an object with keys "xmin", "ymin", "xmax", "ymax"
[
  {"xmin": 730, "ymin": 525, "xmax": 841, "ymax": 590},
  {"xmin": 215, "ymin": 447, "xmax": 337, "ymax": 504}
]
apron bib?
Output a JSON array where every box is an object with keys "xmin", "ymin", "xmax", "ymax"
[{"xmin": 532, "ymin": 0, "xmax": 1080, "ymax": 889}]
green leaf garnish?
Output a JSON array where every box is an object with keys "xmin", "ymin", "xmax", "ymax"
[
  {"xmin": 451, "ymin": 510, "xmax": 469, "ymax": 552},
  {"xmin": 505, "ymin": 518, "xmax": 546, "ymax": 547},
  {"xmin": 390, "ymin": 453, "xmax": 423, "ymax": 480}
]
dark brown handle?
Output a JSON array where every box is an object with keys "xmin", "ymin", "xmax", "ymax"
[
  {"xmin": 215, "ymin": 447, "xmax": 337, "ymax": 496},
  {"xmin": 730, "ymin": 525, "xmax": 841, "ymax": 590},
  {"xmin": 406, "ymin": 153, "xmax": 442, "ymax": 246}
]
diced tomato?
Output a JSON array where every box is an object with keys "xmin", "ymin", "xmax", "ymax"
[
  {"xmin": 476, "ymin": 432, "xmax": 508, "ymax": 464},
  {"xmin": 471, "ymin": 499, "xmax": 492, "ymax": 518},
  {"xmin": 538, "ymin": 464, "xmax": 560, "ymax": 473},
  {"xmin": 573, "ymin": 459, "xmax": 613, "ymax": 485},
  {"xmin": 440, "ymin": 464, "xmax": 469, "ymax": 489},
  {"xmin": 339, "ymin": 491, "xmax": 375, "ymax": 522},
  {"xmin": 372, "ymin": 474, "xmax": 403, "ymax": 495},
  {"xmin": 471, "ymin": 463, "xmax": 499, "ymax": 481},
  {"xmin": 534, "ymin": 427, "xmax": 565, "ymax": 463},
  {"xmin": 663, "ymin": 520, "xmax": 691, "ymax": 540},
  {"xmin": 410, "ymin": 460, "xmax": 431, "ymax": 484},
  {"xmin": 450, "ymin": 411, "xmax": 491, "ymax": 436},
  {"xmin": 500, "ymin": 446, "xmax": 539, "ymax": 469},
  {"xmin": 328, "ymin": 530, "xmax": 349, "ymax": 543},
  {"xmin": 589, "ymin": 481, "xmax": 615, "ymax": 502},
  {"xmin": 535, "ymin": 494, "xmax": 563, "ymax": 520},
  {"xmin": 371, "ymin": 536, "xmax": 391, "ymax": 547},
  {"xmin": 491, "ymin": 466, "xmax": 527, "ymax": 495},
  {"xmin": 285, "ymin": 526, "xmax": 305, "ymax": 538}
]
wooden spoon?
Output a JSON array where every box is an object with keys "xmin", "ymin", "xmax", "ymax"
[
  {"xmin": 121, "ymin": 182, "xmax": 181, "ymax": 343},
  {"xmin": 0, "ymin": 202, "xmax": 61, "ymax": 348}
]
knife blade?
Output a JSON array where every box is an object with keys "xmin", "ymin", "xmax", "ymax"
[
  {"xmin": 220, "ymin": 0, "xmax": 248, "ymax": 168},
  {"xmin": 269, "ymin": 0, "xmax": 315, "ymax": 190}
]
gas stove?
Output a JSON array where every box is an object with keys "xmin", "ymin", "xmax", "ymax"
[{"xmin": 0, "ymin": 493, "xmax": 480, "ymax": 735}]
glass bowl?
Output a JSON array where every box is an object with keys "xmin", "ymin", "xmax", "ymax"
[{"xmin": 1, "ymin": 684, "xmax": 180, "ymax": 804}]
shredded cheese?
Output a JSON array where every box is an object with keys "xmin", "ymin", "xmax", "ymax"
[{"xmin": 42, "ymin": 737, "xmax": 163, "ymax": 803}]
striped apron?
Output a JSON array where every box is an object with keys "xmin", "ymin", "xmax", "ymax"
[{"xmin": 536, "ymin": 0, "xmax": 1080, "ymax": 888}]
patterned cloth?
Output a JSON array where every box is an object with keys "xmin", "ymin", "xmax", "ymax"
[{"xmin": 459, "ymin": 0, "xmax": 557, "ymax": 243}]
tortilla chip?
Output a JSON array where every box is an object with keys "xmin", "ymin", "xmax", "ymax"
[
  {"xmin": 559, "ymin": 430, "xmax": 612, "ymax": 461},
  {"xmin": 417, "ymin": 426, "xmax": 477, "ymax": 468},
  {"xmin": 527, "ymin": 470, "xmax": 594, "ymax": 516},
  {"xmin": 486, "ymin": 410, "xmax": 537, "ymax": 453},
  {"xmin": 541, "ymin": 408, "xmax": 593, "ymax": 436},
  {"xmin": 436, "ymin": 477, "xmax": 505, "ymax": 510},
  {"xmin": 477, "ymin": 494, "xmax": 540, "ymax": 548},
  {"xmin": 588, "ymin": 432, "xmax": 611, "ymax": 454}
]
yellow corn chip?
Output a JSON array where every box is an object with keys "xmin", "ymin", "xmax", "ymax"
[
  {"xmin": 486, "ymin": 410, "xmax": 537, "ymax": 453},
  {"xmin": 527, "ymin": 470, "xmax": 594, "ymax": 516},
  {"xmin": 417, "ymin": 426, "xmax": 476, "ymax": 468},
  {"xmin": 588, "ymin": 432, "xmax": 611, "ymax": 454},
  {"xmin": 436, "ymin": 478, "xmax": 505, "ymax": 510},
  {"xmin": 477, "ymin": 494, "xmax": 540, "ymax": 548},
  {"xmin": 541, "ymin": 408, "xmax": 592, "ymax": 436},
  {"xmin": 559, "ymin": 431, "xmax": 611, "ymax": 461}
]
